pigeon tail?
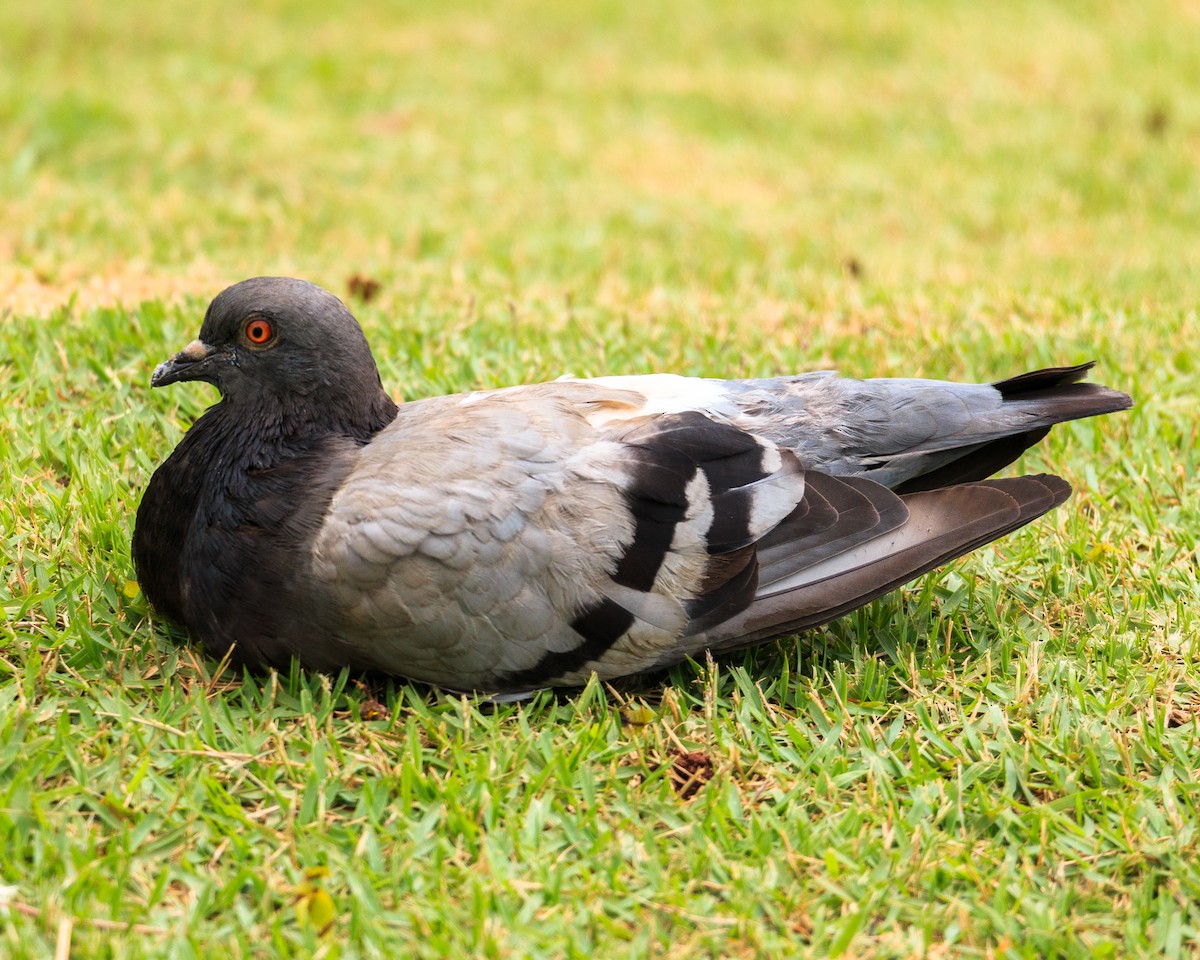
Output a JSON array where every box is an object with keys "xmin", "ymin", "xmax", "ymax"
[{"xmin": 893, "ymin": 363, "xmax": 1132, "ymax": 493}]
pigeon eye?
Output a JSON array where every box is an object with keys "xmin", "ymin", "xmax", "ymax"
[{"xmin": 244, "ymin": 318, "xmax": 274, "ymax": 345}]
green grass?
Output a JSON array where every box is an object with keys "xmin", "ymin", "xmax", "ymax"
[{"xmin": 2, "ymin": 0, "xmax": 1199, "ymax": 956}]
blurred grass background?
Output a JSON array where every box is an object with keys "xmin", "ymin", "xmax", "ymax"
[
  {"xmin": 2, "ymin": 1, "xmax": 1198, "ymax": 957},
  {"xmin": 5, "ymin": 0, "xmax": 1200, "ymax": 310}
]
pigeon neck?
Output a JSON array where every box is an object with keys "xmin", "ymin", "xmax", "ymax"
[{"xmin": 223, "ymin": 389, "xmax": 400, "ymax": 451}]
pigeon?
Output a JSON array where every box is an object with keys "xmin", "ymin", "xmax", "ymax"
[{"xmin": 133, "ymin": 277, "xmax": 1132, "ymax": 696}]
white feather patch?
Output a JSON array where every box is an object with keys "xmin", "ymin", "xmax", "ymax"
[{"xmin": 565, "ymin": 374, "xmax": 739, "ymax": 427}]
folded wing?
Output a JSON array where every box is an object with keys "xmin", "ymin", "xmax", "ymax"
[{"xmin": 308, "ymin": 366, "xmax": 1128, "ymax": 693}]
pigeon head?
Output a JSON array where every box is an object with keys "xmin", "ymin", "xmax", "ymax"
[{"xmin": 151, "ymin": 277, "xmax": 395, "ymax": 427}]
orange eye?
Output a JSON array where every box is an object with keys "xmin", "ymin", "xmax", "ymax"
[{"xmin": 245, "ymin": 318, "xmax": 274, "ymax": 345}]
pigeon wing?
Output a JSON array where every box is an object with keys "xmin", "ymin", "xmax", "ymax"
[{"xmin": 308, "ymin": 382, "xmax": 807, "ymax": 691}]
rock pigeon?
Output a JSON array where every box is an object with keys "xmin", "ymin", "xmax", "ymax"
[{"xmin": 133, "ymin": 277, "xmax": 1132, "ymax": 695}]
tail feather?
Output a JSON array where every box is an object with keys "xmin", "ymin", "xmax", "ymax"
[
  {"xmin": 892, "ymin": 427, "xmax": 1051, "ymax": 493},
  {"xmin": 991, "ymin": 360, "xmax": 1097, "ymax": 395},
  {"xmin": 893, "ymin": 364, "xmax": 1132, "ymax": 493}
]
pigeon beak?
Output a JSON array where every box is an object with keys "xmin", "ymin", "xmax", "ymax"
[{"xmin": 150, "ymin": 339, "xmax": 222, "ymax": 388}]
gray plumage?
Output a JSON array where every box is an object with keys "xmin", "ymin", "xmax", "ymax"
[{"xmin": 132, "ymin": 277, "xmax": 1132, "ymax": 695}]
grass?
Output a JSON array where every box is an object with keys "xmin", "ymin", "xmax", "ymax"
[{"xmin": 2, "ymin": 0, "xmax": 1199, "ymax": 956}]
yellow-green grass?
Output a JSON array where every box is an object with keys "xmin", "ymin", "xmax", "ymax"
[{"xmin": 2, "ymin": 1, "xmax": 1198, "ymax": 957}]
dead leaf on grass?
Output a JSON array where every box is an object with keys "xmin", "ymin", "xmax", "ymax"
[
  {"xmin": 347, "ymin": 273, "xmax": 382, "ymax": 303},
  {"xmin": 666, "ymin": 749, "xmax": 715, "ymax": 800}
]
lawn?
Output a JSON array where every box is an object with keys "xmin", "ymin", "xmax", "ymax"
[{"xmin": 2, "ymin": 0, "xmax": 1199, "ymax": 956}]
